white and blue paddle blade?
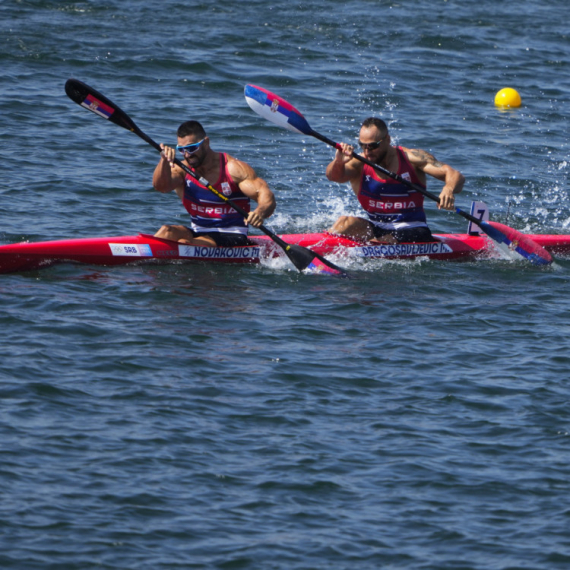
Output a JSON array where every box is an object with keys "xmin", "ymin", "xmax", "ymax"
[
  {"xmin": 245, "ymin": 85, "xmax": 312, "ymax": 135},
  {"xmin": 483, "ymin": 221, "xmax": 552, "ymax": 265}
]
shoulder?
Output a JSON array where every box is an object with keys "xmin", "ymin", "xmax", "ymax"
[{"xmin": 226, "ymin": 153, "xmax": 256, "ymax": 182}]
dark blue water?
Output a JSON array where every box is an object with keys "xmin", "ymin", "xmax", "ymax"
[{"xmin": 1, "ymin": 1, "xmax": 570, "ymax": 568}]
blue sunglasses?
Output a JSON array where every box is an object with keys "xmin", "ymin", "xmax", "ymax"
[{"xmin": 176, "ymin": 138, "xmax": 205, "ymax": 155}]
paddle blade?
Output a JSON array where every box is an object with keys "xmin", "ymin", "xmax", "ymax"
[
  {"xmin": 245, "ymin": 84, "xmax": 312, "ymax": 135},
  {"xmin": 65, "ymin": 78, "xmax": 139, "ymax": 134},
  {"xmin": 284, "ymin": 244, "xmax": 350, "ymax": 277},
  {"xmin": 482, "ymin": 221, "xmax": 553, "ymax": 265}
]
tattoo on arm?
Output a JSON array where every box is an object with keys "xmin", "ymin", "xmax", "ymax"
[{"xmin": 410, "ymin": 149, "xmax": 444, "ymax": 168}]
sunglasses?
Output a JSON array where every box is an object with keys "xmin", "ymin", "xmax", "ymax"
[
  {"xmin": 358, "ymin": 139, "xmax": 384, "ymax": 151},
  {"xmin": 176, "ymin": 138, "xmax": 205, "ymax": 155}
]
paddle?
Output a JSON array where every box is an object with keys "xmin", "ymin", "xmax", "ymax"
[
  {"xmin": 244, "ymin": 84, "xmax": 553, "ymax": 266},
  {"xmin": 64, "ymin": 79, "xmax": 350, "ymax": 277}
]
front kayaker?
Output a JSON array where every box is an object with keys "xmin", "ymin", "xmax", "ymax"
[
  {"xmin": 326, "ymin": 117, "xmax": 465, "ymax": 244},
  {"xmin": 153, "ymin": 120, "xmax": 276, "ymax": 246}
]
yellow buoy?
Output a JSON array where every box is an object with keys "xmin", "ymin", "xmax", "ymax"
[{"xmin": 494, "ymin": 88, "xmax": 522, "ymax": 108}]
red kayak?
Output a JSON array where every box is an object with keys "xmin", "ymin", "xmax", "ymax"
[{"xmin": 1, "ymin": 230, "xmax": 569, "ymax": 274}]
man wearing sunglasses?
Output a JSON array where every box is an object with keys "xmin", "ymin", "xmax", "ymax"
[
  {"xmin": 153, "ymin": 120, "xmax": 275, "ymax": 246},
  {"xmin": 326, "ymin": 117, "xmax": 464, "ymax": 243}
]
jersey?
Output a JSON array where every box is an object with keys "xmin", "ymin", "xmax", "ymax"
[
  {"xmin": 181, "ymin": 153, "xmax": 250, "ymax": 235},
  {"xmin": 357, "ymin": 147, "xmax": 428, "ymax": 230}
]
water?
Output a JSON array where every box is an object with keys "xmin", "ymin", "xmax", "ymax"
[{"xmin": 1, "ymin": 1, "xmax": 570, "ymax": 568}]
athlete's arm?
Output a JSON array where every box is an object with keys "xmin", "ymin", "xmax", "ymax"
[
  {"xmin": 152, "ymin": 144, "xmax": 185, "ymax": 195},
  {"xmin": 326, "ymin": 143, "xmax": 363, "ymax": 187},
  {"xmin": 227, "ymin": 157, "xmax": 276, "ymax": 227},
  {"xmin": 402, "ymin": 146, "xmax": 465, "ymax": 211}
]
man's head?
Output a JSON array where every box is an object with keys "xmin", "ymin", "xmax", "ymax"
[
  {"xmin": 176, "ymin": 121, "xmax": 209, "ymax": 168},
  {"xmin": 359, "ymin": 117, "xmax": 390, "ymax": 162},
  {"xmin": 177, "ymin": 120, "xmax": 206, "ymax": 140}
]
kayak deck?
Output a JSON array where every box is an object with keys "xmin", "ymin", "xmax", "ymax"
[{"xmin": 1, "ymin": 231, "xmax": 569, "ymax": 274}]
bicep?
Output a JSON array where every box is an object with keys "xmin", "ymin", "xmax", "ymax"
[
  {"xmin": 343, "ymin": 160, "xmax": 363, "ymax": 183},
  {"xmin": 171, "ymin": 169, "xmax": 187, "ymax": 194},
  {"xmin": 238, "ymin": 175, "xmax": 271, "ymax": 202},
  {"xmin": 329, "ymin": 158, "xmax": 362, "ymax": 184},
  {"xmin": 405, "ymin": 148, "xmax": 448, "ymax": 181}
]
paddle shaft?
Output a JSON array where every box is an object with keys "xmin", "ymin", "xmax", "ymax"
[
  {"xmin": 64, "ymin": 77, "xmax": 291, "ymax": 251},
  {"xmin": 64, "ymin": 79, "xmax": 352, "ymax": 275},
  {"xmin": 308, "ymin": 129, "xmax": 486, "ymax": 226},
  {"xmin": 244, "ymin": 84, "xmax": 551, "ymax": 265}
]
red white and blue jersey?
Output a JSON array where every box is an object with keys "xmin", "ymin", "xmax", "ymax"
[
  {"xmin": 358, "ymin": 147, "xmax": 428, "ymax": 230},
  {"xmin": 182, "ymin": 153, "xmax": 250, "ymax": 235}
]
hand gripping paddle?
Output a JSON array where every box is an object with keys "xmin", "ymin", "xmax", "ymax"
[
  {"xmin": 244, "ymin": 84, "xmax": 553, "ymax": 266},
  {"xmin": 64, "ymin": 79, "xmax": 350, "ymax": 277}
]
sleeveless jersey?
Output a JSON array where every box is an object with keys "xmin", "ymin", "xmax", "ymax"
[
  {"xmin": 182, "ymin": 153, "xmax": 250, "ymax": 235},
  {"xmin": 358, "ymin": 147, "xmax": 428, "ymax": 230}
]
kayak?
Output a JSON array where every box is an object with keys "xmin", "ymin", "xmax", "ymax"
[{"xmin": 1, "ymin": 230, "xmax": 570, "ymax": 274}]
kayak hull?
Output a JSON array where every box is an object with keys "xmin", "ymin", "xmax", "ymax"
[{"xmin": 1, "ymin": 231, "xmax": 569, "ymax": 274}]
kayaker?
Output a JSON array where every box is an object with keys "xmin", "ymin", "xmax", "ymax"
[
  {"xmin": 326, "ymin": 117, "xmax": 465, "ymax": 243},
  {"xmin": 153, "ymin": 120, "xmax": 276, "ymax": 246}
]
